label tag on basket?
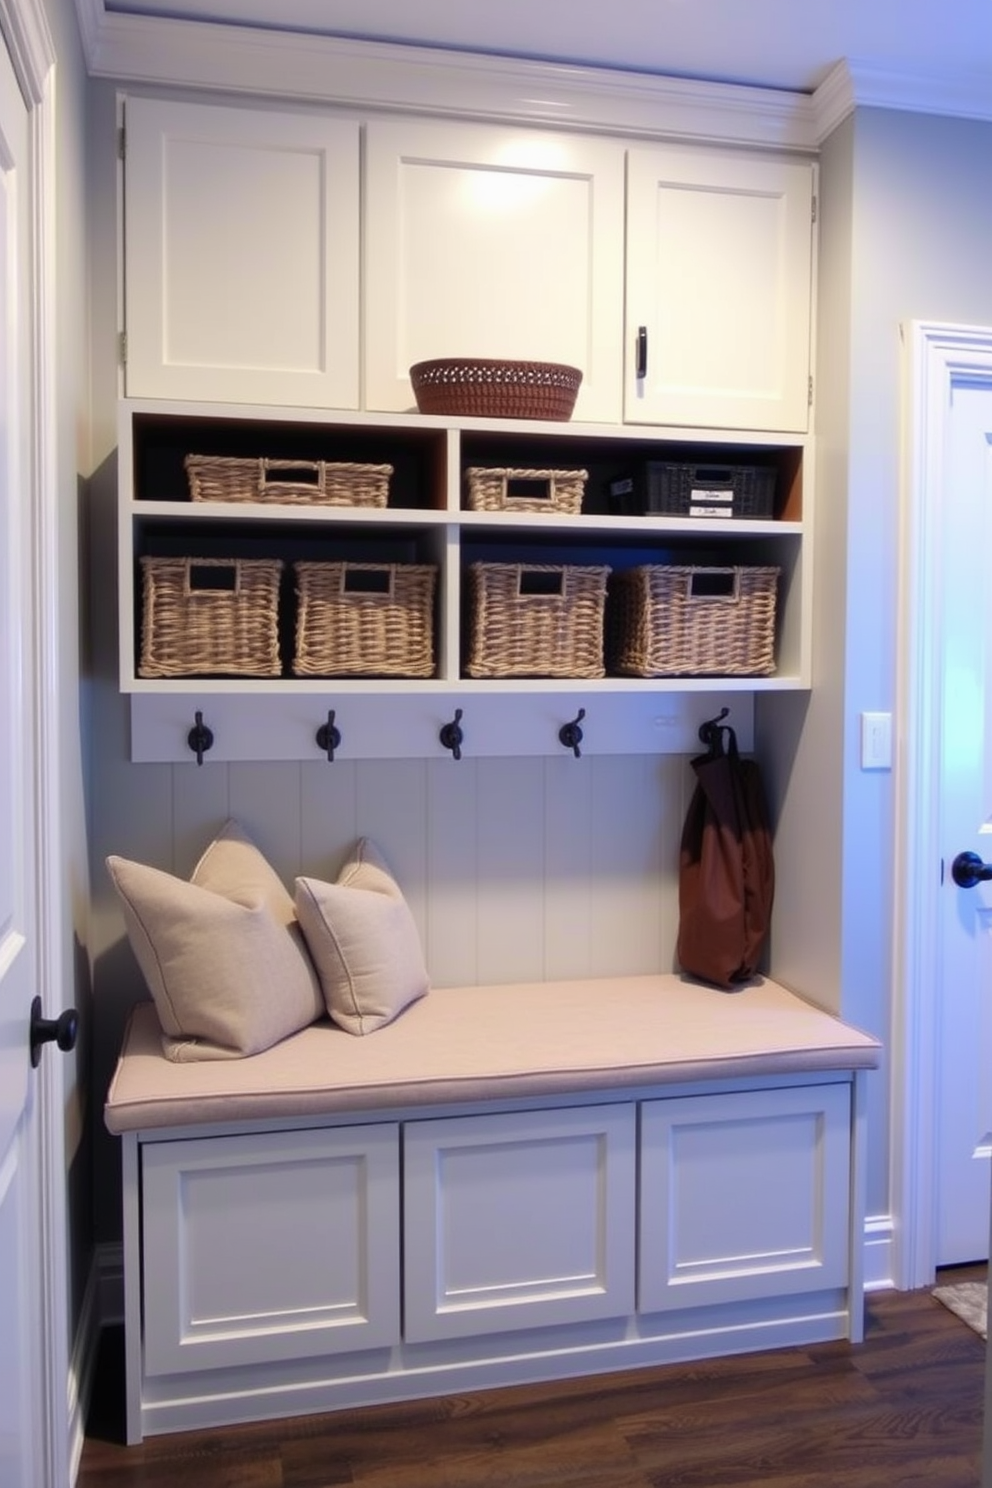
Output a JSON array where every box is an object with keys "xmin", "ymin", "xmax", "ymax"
[{"xmin": 690, "ymin": 487, "xmax": 734, "ymax": 518}]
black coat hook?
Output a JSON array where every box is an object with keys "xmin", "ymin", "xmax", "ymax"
[
  {"xmin": 187, "ymin": 710, "xmax": 214, "ymax": 766},
  {"xmin": 439, "ymin": 709, "xmax": 464, "ymax": 760},
  {"xmin": 698, "ymin": 707, "xmax": 730, "ymax": 758},
  {"xmin": 315, "ymin": 710, "xmax": 342, "ymax": 762},
  {"xmin": 559, "ymin": 708, "xmax": 586, "ymax": 758}
]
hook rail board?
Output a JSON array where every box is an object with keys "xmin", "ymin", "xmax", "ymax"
[{"xmin": 128, "ymin": 691, "xmax": 755, "ymax": 763}]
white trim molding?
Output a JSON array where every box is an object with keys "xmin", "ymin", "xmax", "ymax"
[
  {"xmin": 862, "ymin": 1215, "xmax": 898, "ymax": 1293},
  {"xmin": 77, "ymin": 9, "xmax": 820, "ymax": 150},
  {"xmin": 70, "ymin": 6, "xmax": 992, "ymax": 147},
  {"xmin": 0, "ymin": 0, "xmax": 54, "ymax": 100},
  {"xmin": 893, "ymin": 321, "xmax": 992, "ymax": 1290}
]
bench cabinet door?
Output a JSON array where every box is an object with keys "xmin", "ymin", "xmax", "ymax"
[
  {"xmin": 141, "ymin": 1123, "xmax": 400, "ymax": 1376},
  {"xmin": 638, "ymin": 1082, "xmax": 851, "ymax": 1314},
  {"xmin": 403, "ymin": 1103, "xmax": 636, "ymax": 1343}
]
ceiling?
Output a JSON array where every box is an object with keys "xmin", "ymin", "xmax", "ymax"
[{"xmin": 102, "ymin": 0, "xmax": 991, "ymax": 96}]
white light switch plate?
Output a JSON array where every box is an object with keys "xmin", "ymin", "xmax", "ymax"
[{"xmin": 860, "ymin": 711, "xmax": 892, "ymax": 770}]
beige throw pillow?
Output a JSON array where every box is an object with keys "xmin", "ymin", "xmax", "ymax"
[
  {"xmin": 107, "ymin": 820, "xmax": 324, "ymax": 1062},
  {"xmin": 295, "ymin": 839, "xmax": 429, "ymax": 1035}
]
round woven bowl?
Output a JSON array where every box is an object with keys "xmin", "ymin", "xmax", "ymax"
[{"xmin": 410, "ymin": 359, "xmax": 583, "ymax": 421}]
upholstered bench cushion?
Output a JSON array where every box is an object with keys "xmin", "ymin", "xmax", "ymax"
[{"xmin": 104, "ymin": 974, "xmax": 880, "ymax": 1135}]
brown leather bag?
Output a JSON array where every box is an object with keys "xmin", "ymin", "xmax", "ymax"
[{"xmin": 677, "ymin": 717, "xmax": 775, "ymax": 989}]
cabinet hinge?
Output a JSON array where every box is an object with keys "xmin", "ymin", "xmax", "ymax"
[
  {"xmin": 119, "ymin": 330, "xmax": 127, "ymax": 365},
  {"xmin": 118, "ymin": 125, "xmax": 126, "ymax": 161},
  {"xmin": 808, "ymin": 374, "xmax": 814, "ymax": 406},
  {"xmin": 811, "ymin": 193, "xmax": 817, "ymax": 224}
]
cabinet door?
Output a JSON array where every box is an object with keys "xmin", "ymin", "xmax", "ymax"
[
  {"xmin": 123, "ymin": 97, "xmax": 360, "ymax": 409},
  {"xmin": 403, "ymin": 1104, "xmax": 636, "ymax": 1342},
  {"xmin": 364, "ymin": 119, "xmax": 625, "ymax": 423},
  {"xmin": 638, "ymin": 1083, "xmax": 850, "ymax": 1315},
  {"xmin": 141, "ymin": 1124, "xmax": 400, "ymax": 1375},
  {"xmin": 625, "ymin": 148, "xmax": 815, "ymax": 433}
]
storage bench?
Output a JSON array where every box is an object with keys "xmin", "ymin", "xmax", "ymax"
[{"xmin": 105, "ymin": 973, "xmax": 880, "ymax": 1443}]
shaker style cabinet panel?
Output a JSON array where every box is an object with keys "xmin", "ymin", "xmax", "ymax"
[
  {"xmin": 638, "ymin": 1083, "xmax": 851, "ymax": 1315},
  {"xmin": 123, "ymin": 97, "xmax": 361, "ymax": 409},
  {"xmin": 363, "ymin": 119, "xmax": 626, "ymax": 423},
  {"xmin": 624, "ymin": 148, "xmax": 815, "ymax": 433},
  {"xmin": 140, "ymin": 1124, "xmax": 401, "ymax": 1377},
  {"xmin": 402, "ymin": 1104, "xmax": 637, "ymax": 1342}
]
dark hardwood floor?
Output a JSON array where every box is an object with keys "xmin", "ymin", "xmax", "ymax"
[{"xmin": 78, "ymin": 1267, "xmax": 988, "ymax": 1487}]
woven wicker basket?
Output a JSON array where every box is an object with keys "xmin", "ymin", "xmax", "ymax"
[
  {"xmin": 184, "ymin": 455, "xmax": 392, "ymax": 508},
  {"xmin": 410, "ymin": 359, "xmax": 582, "ymax": 421},
  {"xmin": 465, "ymin": 467, "xmax": 588, "ymax": 515},
  {"xmin": 139, "ymin": 556, "xmax": 284, "ymax": 678},
  {"xmin": 608, "ymin": 565, "xmax": 780, "ymax": 677},
  {"xmin": 466, "ymin": 562, "xmax": 610, "ymax": 679},
  {"xmin": 293, "ymin": 562, "xmax": 437, "ymax": 678}
]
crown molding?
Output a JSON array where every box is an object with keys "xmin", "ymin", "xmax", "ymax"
[
  {"xmin": 74, "ymin": 7, "xmax": 992, "ymax": 147},
  {"xmin": 812, "ymin": 58, "xmax": 992, "ymax": 141},
  {"xmin": 75, "ymin": 7, "xmax": 819, "ymax": 151},
  {"xmin": 810, "ymin": 63, "xmax": 857, "ymax": 141}
]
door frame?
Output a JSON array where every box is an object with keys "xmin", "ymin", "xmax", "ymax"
[
  {"xmin": 894, "ymin": 320, "xmax": 992, "ymax": 1290},
  {"xmin": 0, "ymin": 0, "xmax": 69, "ymax": 1482}
]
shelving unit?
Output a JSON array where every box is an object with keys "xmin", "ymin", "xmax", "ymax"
[{"xmin": 118, "ymin": 398, "xmax": 812, "ymax": 761}]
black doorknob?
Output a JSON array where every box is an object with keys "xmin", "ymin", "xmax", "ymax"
[
  {"xmin": 951, "ymin": 851, "xmax": 992, "ymax": 889},
  {"xmin": 30, "ymin": 995, "xmax": 79, "ymax": 1068}
]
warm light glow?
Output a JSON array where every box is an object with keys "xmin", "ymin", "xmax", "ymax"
[{"xmin": 460, "ymin": 138, "xmax": 573, "ymax": 214}]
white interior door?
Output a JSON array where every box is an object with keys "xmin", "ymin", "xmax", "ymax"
[
  {"xmin": 935, "ymin": 378, "xmax": 992, "ymax": 1265},
  {"xmin": 0, "ymin": 32, "xmax": 46, "ymax": 1488}
]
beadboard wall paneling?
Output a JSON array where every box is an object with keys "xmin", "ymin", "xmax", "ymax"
[
  {"xmin": 588, "ymin": 754, "xmax": 682, "ymax": 977},
  {"xmin": 94, "ymin": 751, "xmax": 686, "ymax": 998},
  {"xmin": 424, "ymin": 758, "xmax": 481, "ymax": 987},
  {"xmin": 544, "ymin": 754, "xmax": 598, "ymax": 980},
  {"xmin": 473, "ymin": 758, "xmax": 547, "ymax": 986}
]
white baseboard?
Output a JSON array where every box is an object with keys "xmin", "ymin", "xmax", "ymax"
[{"xmin": 862, "ymin": 1214, "xmax": 897, "ymax": 1292}]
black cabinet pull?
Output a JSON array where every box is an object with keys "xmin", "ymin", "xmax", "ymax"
[{"xmin": 636, "ymin": 325, "xmax": 648, "ymax": 380}]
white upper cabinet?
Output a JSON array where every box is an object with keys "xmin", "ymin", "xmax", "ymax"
[
  {"xmin": 363, "ymin": 119, "xmax": 625, "ymax": 423},
  {"xmin": 624, "ymin": 148, "xmax": 815, "ymax": 433},
  {"xmin": 123, "ymin": 97, "xmax": 361, "ymax": 409}
]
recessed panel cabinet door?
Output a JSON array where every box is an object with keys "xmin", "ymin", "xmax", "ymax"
[
  {"xmin": 141, "ymin": 1124, "xmax": 400, "ymax": 1375},
  {"xmin": 638, "ymin": 1083, "xmax": 850, "ymax": 1314},
  {"xmin": 123, "ymin": 97, "xmax": 360, "ymax": 408},
  {"xmin": 625, "ymin": 148, "xmax": 815, "ymax": 433},
  {"xmin": 403, "ymin": 1104, "xmax": 636, "ymax": 1342},
  {"xmin": 364, "ymin": 119, "xmax": 625, "ymax": 422}
]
